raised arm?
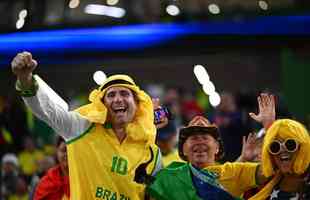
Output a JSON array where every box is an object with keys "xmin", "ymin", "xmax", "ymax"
[
  {"xmin": 236, "ymin": 132, "xmax": 257, "ymax": 162},
  {"xmin": 248, "ymin": 93, "xmax": 276, "ymax": 185},
  {"xmin": 11, "ymin": 51, "xmax": 37, "ymax": 89},
  {"xmin": 249, "ymin": 93, "xmax": 276, "ymax": 129},
  {"xmin": 11, "ymin": 52, "xmax": 90, "ymax": 141}
]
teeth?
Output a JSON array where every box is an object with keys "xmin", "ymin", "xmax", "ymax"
[
  {"xmin": 279, "ymin": 155, "xmax": 290, "ymax": 161},
  {"xmin": 114, "ymin": 108, "xmax": 126, "ymax": 112},
  {"xmin": 280, "ymin": 155, "xmax": 289, "ymax": 159}
]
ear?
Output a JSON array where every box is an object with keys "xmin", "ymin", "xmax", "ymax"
[
  {"xmin": 183, "ymin": 143, "xmax": 189, "ymax": 156},
  {"xmin": 215, "ymin": 148, "xmax": 219, "ymax": 154},
  {"xmin": 214, "ymin": 141, "xmax": 220, "ymax": 155}
]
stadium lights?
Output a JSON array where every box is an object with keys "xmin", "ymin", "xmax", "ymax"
[
  {"xmin": 84, "ymin": 4, "xmax": 126, "ymax": 18},
  {"xmin": 209, "ymin": 92, "xmax": 221, "ymax": 107},
  {"xmin": 208, "ymin": 4, "xmax": 220, "ymax": 15},
  {"xmin": 16, "ymin": 19, "xmax": 25, "ymax": 29},
  {"xmin": 258, "ymin": 1, "xmax": 268, "ymax": 10},
  {"xmin": 166, "ymin": 5, "xmax": 180, "ymax": 16},
  {"xmin": 69, "ymin": 0, "xmax": 80, "ymax": 9},
  {"xmin": 193, "ymin": 64, "xmax": 221, "ymax": 107},
  {"xmin": 193, "ymin": 65, "xmax": 210, "ymax": 85},
  {"xmin": 107, "ymin": 0, "xmax": 119, "ymax": 6},
  {"xmin": 19, "ymin": 9, "xmax": 28, "ymax": 19},
  {"xmin": 202, "ymin": 81, "xmax": 215, "ymax": 95},
  {"xmin": 16, "ymin": 9, "xmax": 27, "ymax": 29},
  {"xmin": 93, "ymin": 70, "xmax": 107, "ymax": 86}
]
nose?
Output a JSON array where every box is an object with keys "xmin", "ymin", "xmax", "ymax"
[
  {"xmin": 194, "ymin": 136, "xmax": 207, "ymax": 144},
  {"xmin": 113, "ymin": 93, "xmax": 123, "ymax": 102},
  {"xmin": 278, "ymin": 144, "xmax": 288, "ymax": 154}
]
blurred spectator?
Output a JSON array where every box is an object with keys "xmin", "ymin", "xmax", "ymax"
[
  {"xmin": 156, "ymin": 120, "xmax": 183, "ymax": 167},
  {"xmin": 130, "ymin": 0, "xmax": 161, "ymax": 22},
  {"xmin": 33, "ymin": 137, "xmax": 69, "ymax": 200},
  {"xmin": 8, "ymin": 176, "xmax": 28, "ymax": 200},
  {"xmin": 2, "ymin": 93, "xmax": 30, "ymax": 153},
  {"xmin": 29, "ymin": 155, "xmax": 56, "ymax": 194},
  {"xmin": 210, "ymin": 92, "xmax": 247, "ymax": 162},
  {"xmin": 1, "ymin": 153, "xmax": 19, "ymax": 200},
  {"xmin": 181, "ymin": 92, "xmax": 204, "ymax": 125},
  {"xmin": 18, "ymin": 136, "xmax": 44, "ymax": 182},
  {"xmin": 163, "ymin": 87, "xmax": 182, "ymax": 127}
]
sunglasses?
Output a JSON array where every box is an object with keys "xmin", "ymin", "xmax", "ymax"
[{"xmin": 268, "ymin": 138, "xmax": 299, "ymax": 155}]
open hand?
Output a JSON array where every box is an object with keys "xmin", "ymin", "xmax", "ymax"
[
  {"xmin": 249, "ymin": 93, "xmax": 275, "ymax": 129},
  {"xmin": 238, "ymin": 132, "xmax": 257, "ymax": 162}
]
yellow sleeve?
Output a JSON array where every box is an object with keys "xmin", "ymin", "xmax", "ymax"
[{"xmin": 207, "ymin": 162, "xmax": 258, "ymax": 197}]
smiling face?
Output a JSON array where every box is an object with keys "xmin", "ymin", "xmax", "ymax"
[
  {"xmin": 270, "ymin": 138, "xmax": 298, "ymax": 174},
  {"xmin": 183, "ymin": 133, "xmax": 219, "ymax": 168},
  {"xmin": 103, "ymin": 86, "xmax": 138, "ymax": 127}
]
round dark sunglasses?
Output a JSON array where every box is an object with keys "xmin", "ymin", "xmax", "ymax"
[{"xmin": 268, "ymin": 138, "xmax": 299, "ymax": 155}]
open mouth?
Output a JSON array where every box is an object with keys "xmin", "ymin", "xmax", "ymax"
[
  {"xmin": 279, "ymin": 154, "xmax": 292, "ymax": 162},
  {"xmin": 192, "ymin": 145, "xmax": 208, "ymax": 154},
  {"xmin": 278, "ymin": 153, "xmax": 292, "ymax": 163},
  {"xmin": 113, "ymin": 107, "xmax": 127, "ymax": 114}
]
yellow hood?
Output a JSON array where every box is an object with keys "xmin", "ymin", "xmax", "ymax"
[{"xmin": 75, "ymin": 74, "xmax": 156, "ymax": 143}]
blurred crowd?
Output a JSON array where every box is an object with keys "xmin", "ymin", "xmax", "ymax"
[{"xmin": 0, "ymin": 83, "xmax": 305, "ymax": 200}]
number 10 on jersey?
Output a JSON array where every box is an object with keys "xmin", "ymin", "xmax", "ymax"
[{"xmin": 111, "ymin": 155, "xmax": 128, "ymax": 175}]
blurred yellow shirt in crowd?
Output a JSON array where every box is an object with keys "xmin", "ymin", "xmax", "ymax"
[
  {"xmin": 8, "ymin": 194, "xmax": 28, "ymax": 200},
  {"xmin": 162, "ymin": 150, "xmax": 183, "ymax": 167},
  {"xmin": 18, "ymin": 150, "xmax": 45, "ymax": 176}
]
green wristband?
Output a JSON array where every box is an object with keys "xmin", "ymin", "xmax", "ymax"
[{"xmin": 15, "ymin": 76, "xmax": 39, "ymax": 97}]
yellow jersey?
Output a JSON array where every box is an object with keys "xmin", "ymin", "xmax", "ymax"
[
  {"xmin": 18, "ymin": 150, "xmax": 45, "ymax": 176},
  {"xmin": 206, "ymin": 162, "xmax": 258, "ymax": 197},
  {"xmin": 67, "ymin": 123, "xmax": 161, "ymax": 200}
]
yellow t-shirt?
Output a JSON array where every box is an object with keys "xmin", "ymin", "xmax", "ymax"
[
  {"xmin": 8, "ymin": 194, "xmax": 28, "ymax": 200},
  {"xmin": 67, "ymin": 123, "xmax": 160, "ymax": 200},
  {"xmin": 206, "ymin": 162, "xmax": 258, "ymax": 197},
  {"xmin": 18, "ymin": 150, "xmax": 45, "ymax": 176},
  {"xmin": 162, "ymin": 150, "xmax": 183, "ymax": 168}
]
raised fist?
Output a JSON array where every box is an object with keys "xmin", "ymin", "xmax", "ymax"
[{"xmin": 11, "ymin": 51, "xmax": 37, "ymax": 79}]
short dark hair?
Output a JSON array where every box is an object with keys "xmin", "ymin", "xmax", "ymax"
[{"xmin": 56, "ymin": 136, "xmax": 65, "ymax": 147}]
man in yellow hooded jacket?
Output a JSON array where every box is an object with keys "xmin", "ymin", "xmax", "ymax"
[{"xmin": 11, "ymin": 52, "xmax": 162, "ymax": 200}]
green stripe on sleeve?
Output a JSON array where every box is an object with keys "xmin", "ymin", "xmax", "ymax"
[
  {"xmin": 66, "ymin": 123, "xmax": 95, "ymax": 144},
  {"xmin": 151, "ymin": 147, "xmax": 162, "ymax": 176}
]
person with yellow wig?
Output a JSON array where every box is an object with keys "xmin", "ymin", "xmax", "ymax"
[
  {"xmin": 11, "ymin": 52, "xmax": 165, "ymax": 200},
  {"xmin": 249, "ymin": 119, "xmax": 310, "ymax": 200}
]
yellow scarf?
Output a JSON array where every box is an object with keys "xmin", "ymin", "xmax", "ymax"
[{"xmin": 75, "ymin": 74, "xmax": 156, "ymax": 144}]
